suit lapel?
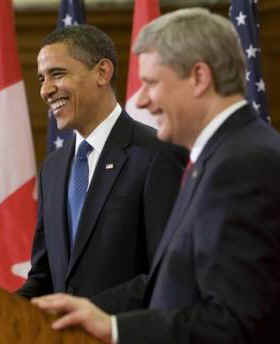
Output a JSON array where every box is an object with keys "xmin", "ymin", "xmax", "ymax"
[
  {"xmin": 150, "ymin": 160, "xmax": 204, "ymax": 274},
  {"xmin": 66, "ymin": 112, "xmax": 132, "ymax": 278},
  {"xmin": 149, "ymin": 105, "xmax": 257, "ymax": 277}
]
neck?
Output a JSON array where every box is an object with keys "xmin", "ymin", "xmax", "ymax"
[
  {"xmin": 80, "ymin": 93, "xmax": 117, "ymax": 138},
  {"xmin": 186, "ymin": 93, "xmax": 245, "ymax": 151}
]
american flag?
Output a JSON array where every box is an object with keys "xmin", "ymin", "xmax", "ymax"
[
  {"xmin": 230, "ymin": 0, "xmax": 270, "ymax": 122},
  {"xmin": 46, "ymin": 0, "xmax": 86, "ymax": 153}
]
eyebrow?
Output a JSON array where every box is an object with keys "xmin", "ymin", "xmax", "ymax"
[{"xmin": 141, "ymin": 76, "xmax": 157, "ymax": 83}]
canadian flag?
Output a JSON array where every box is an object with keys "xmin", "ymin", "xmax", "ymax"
[
  {"xmin": 126, "ymin": 0, "xmax": 160, "ymax": 128},
  {"xmin": 0, "ymin": 0, "xmax": 37, "ymax": 291}
]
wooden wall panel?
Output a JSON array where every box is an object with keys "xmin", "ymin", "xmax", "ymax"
[{"xmin": 14, "ymin": 1, "xmax": 280, "ymax": 167}]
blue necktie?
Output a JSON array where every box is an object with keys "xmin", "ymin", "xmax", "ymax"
[{"xmin": 68, "ymin": 140, "xmax": 93, "ymax": 249}]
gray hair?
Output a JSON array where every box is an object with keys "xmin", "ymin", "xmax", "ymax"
[
  {"xmin": 134, "ymin": 8, "xmax": 246, "ymax": 96},
  {"xmin": 41, "ymin": 24, "xmax": 118, "ymax": 85}
]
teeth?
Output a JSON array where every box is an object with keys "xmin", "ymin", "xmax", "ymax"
[{"xmin": 50, "ymin": 99, "xmax": 67, "ymax": 114}]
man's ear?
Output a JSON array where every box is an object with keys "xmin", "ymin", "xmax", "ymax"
[
  {"xmin": 95, "ymin": 58, "xmax": 114, "ymax": 87},
  {"xmin": 190, "ymin": 62, "xmax": 213, "ymax": 97}
]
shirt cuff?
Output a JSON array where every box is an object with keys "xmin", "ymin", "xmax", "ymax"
[{"xmin": 111, "ymin": 315, "xmax": 119, "ymax": 344}]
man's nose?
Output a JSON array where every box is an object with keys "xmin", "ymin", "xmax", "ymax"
[
  {"xmin": 40, "ymin": 79, "xmax": 57, "ymax": 102},
  {"xmin": 136, "ymin": 86, "xmax": 150, "ymax": 109}
]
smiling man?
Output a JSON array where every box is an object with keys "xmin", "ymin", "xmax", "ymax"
[
  {"xmin": 18, "ymin": 24, "xmax": 186, "ymax": 304},
  {"xmin": 32, "ymin": 8, "xmax": 280, "ymax": 344},
  {"xmin": 38, "ymin": 43, "xmax": 110, "ymax": 136}
]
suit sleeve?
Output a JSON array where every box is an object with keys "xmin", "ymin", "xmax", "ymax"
[
  {"xmin": 116, "ymin": 150, "xmax": 280, "ymax": 344},
  {"xmin": 91, "ymin": 274, "xmax": 148, "ymax": 313},
  {"xmin": 17, "ymin": 170, "xmax": 53, "ymax": 299},
  {"xmin": 92, "ymin": 145, "xmax": 187, "ymax": 313},
  {"xmin": 143, "ymin": 145, "xmax": 187, "ymax": 265}
]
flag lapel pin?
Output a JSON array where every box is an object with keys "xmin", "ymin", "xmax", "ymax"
[{"xmin": 105, "ymin": 163, "xmax": 114, "ymax": 170}]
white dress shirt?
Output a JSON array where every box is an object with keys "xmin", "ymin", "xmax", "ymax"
[
  {"xmin": 190, "ymin": 100, "xmax": 247, "ymax": 163},
  {"xmin": 74, "ymin": 103, "xmax": 122, "ymax": 189}
]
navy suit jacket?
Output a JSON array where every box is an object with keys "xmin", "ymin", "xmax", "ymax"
[
  {"xmin": 18, "ymin": 111, "xmax": 187, "ymax": 299},
  {"xmin": 116, "ymin": 106, "xmax": 280, "ymax": 344}
]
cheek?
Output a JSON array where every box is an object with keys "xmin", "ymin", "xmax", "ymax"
[
  {"xmin": 157, "ymin": 85, "xmax": 175, "ymax": 106},
  {"xmin": 164, "ymin": 107, "xmax": 180, "ymax": 133},
  {"xmin": 150, "ymin": 85, "xmax": 165, "ymax": 101}
]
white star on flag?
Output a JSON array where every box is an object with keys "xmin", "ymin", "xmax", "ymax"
[
  {"xmin": 236, "ymin": 11, "xmax": 247, "ymax": 25},
  {"xmin": 47, "ymin": 0, "xmax": 86, "ymax": 153},
  {"xmin": 252, "ymin": 101, "xmax": 261, "ymax": 112},
  {"xmin": 63, "ymin": 13, "xmax": 73, "ymax": 26},
  {"xmin": 256, "ymin": 79, "xmax": 265, "ymax": 92},
  {"xmin": 230, "ymin": 0, "xmax": 269, "ymax": 121},
  {"xmin": 246, "ymin": 44, "xmax": 258, "ymax": 58},
  {"xmin": 54, "ymin": 136, "xmax": 64, "ymax": 149}
]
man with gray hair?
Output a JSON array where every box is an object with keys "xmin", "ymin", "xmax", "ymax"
[{"xmin": 33, "ymin": 8, "xmax": 280, "ymax": 344}]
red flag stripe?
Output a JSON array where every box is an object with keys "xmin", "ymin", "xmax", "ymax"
[
  {"xmin": 126, "ymin": 0, "xmax": 160, "ymax": 99},
  {"xmin": 125, "ymin": 0, "xmax": 160, "ymax": 128},
  {"xmin": 0, "ymin": 0, "xmax": 37, "ymax": 292},
  {"xmin": 0, "ymin": 0, "xmax": 22, "ymax": 91},
  {"xmin": 0, "ymin": 178, "xmax": 36, "ymax": 290}
]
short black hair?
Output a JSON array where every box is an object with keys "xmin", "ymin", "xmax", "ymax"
[{"xmin": 41, "ymin": 24, "xmax": 118, "ymax": 84}]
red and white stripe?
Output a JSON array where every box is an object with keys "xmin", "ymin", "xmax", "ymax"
[
  {"xmin": 0, "ymin": 0, "xmax": 37, "ymax": 291},
  {"xmin": 126, "ymin": 0, "xmax": 160, "ymax": 128}
]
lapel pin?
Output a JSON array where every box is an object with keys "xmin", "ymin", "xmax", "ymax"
[{"xmin": 105, "ymin": 163, "xmax": 114, "ymax": 170}]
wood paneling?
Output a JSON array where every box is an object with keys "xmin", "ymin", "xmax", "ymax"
[{"xmin": 14, "ymin": 1, "xmax": 280, "ymax": 167}]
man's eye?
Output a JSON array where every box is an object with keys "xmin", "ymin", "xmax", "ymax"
[
  {"xmin": 147, "ymin": 80, "xmax": 157, "ymax": 86},
  {"xmin": 52, "ymin": 72, "xmax": 64, "ymax": 79}
]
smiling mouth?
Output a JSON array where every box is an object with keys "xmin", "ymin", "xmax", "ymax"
[{"xmin": 50, "ymin": 98, "xmax": 68, "ymax": 115}]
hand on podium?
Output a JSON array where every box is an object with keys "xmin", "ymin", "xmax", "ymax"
[
  {"xmin": 32, "ymin": 293, "xmax": 112, "ymax": 344},
  {"xmin": 0, "ymin": 287, "xmax": 102, "ymax": 344}
]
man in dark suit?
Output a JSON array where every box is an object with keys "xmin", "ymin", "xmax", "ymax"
[
  {"xmin": 18, "ymin": 25, "xmax": 186, "ymax": 300},
  {"xmin": 32, "ymin": 8, "xmax": 280, "ymax": 344}
]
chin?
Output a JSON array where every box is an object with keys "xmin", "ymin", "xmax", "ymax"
[
  {"xmin": 56, "ymin": 122, "xmax": 66, "ymax": 131},
  {"xmin": 157, "ymin": 129, "xmax": 172, "ymax": 143},
  {"xmin": 56, "ymin": 119, "xmax": 71, "ymax": 131}
]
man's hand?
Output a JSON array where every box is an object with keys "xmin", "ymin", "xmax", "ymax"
[{"xmin": 31, "ymin": 293, "xmax": 112, "ymax": 344}]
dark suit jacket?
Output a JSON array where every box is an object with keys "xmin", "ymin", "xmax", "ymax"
[
  {"xmin": 116, "ymin": 105, "xmax": 280, "ymax": 344},
  {"xmin": 18, "ymin": 111, "xmax": 187, "ymax": 299}
]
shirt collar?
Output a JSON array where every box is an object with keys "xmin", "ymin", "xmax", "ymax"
[
  {"xmin": 190, "ymin": 99, "xmax": 247, "ymax": 163},
  {"xmin": 75, "ymin": 103, "xmax": 122, "ymax": 155}
]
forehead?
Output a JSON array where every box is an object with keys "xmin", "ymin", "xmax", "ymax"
[
  {"xmin": 138, "ymin": 50, "xmax": 177, "ymax": 80},
  {"xmin": 37, "ymin": 42, "xmax": 74, "ymax": 73},
  {"xmin": 139, "ymin": 51, "xmax": 161, "ymax": 72}
]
